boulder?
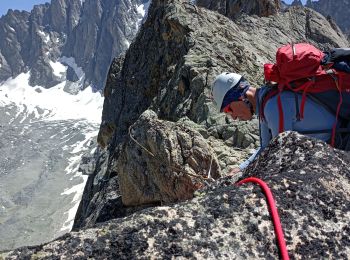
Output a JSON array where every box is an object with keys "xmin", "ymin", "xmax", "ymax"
[{"xmin": 117, "ymin": 110, "xmax": 221, "ymax": 206}]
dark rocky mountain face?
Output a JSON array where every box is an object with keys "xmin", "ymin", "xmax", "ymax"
[
  {"xmin": 196, "ymin": 0, "xmax": 280, "ymax": 19},
  {"xmin": 305, "ymin": 0, "xmax": 350, "ymax": 36},
  {"xmin": 291, "ymin": 0, "xmax": 303, "ymax": 6},
  {"xmin": 0, "ymin": 0, "xmax": 147, "ymax": 90},
  {"xmin": 63, "ymin": 0, "xmax": 149, "ymax": 89},
  {"xmin": 284, "ymin": 0, "xmax": 350, "ymax": 37}
]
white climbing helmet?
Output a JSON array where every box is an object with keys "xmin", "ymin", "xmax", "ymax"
[{"xmin": 211, "ymin": 72, "xmax": 242, "ymax": 111}]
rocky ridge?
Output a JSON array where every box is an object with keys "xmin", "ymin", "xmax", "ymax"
[
  {"xmin": 196, "ymin": 0, "xmax": 281, "ymax": 19},
  {"xmin": 89, "ymin": 0, "xmax": 348, "ymax": 226},
  {"xmin": 289, "ymin": 0, "xmax": 350, "ymax": 37},
  {"xmin": 1, "ymin": 0, "xmax": 350, "ymax": 258},
  {"xmin": 76, "ymin": 0, "xmax": 348, "ymax": 230},
  {"xmin": 305, "ymin": 0, "xmax": 350, "ymax": 36}
]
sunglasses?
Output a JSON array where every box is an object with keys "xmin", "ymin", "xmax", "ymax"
[
  {"xmin": 222, "ymin": 98, "xmax": 251, "ymax": 114},
  {"xmin": 222, "ymin": 104, "xmax": 233, "ymax": 113},
  {"xmin": 222, "ymin": 95, "xmax": 244, "ymax": 113}
]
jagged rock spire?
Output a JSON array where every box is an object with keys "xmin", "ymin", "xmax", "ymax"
[
  {"xmin": 291, "ymin": 0, "xmax": 303, "ymax": 6},
  {"xmin": 197, "ymin": 0, "xmax": 280, "ymax": 19}
]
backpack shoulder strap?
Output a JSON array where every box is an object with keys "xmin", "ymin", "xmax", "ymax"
[{"xmin": 259, "ymin": 85, "xmax": 278, "ymax": 121}]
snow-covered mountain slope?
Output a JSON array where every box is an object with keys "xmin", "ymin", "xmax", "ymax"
[
  {"xmin": 0, "ymin": 73, "xmax": 103, "ymax": 250},
  {"xmin": 0, "ymin": 73, "xmax": 102, "ymax": 123}
]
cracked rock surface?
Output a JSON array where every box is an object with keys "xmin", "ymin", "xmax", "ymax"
[{"xmin": 117, "ymin": 110, "xmax": 221, "ymax": 206}]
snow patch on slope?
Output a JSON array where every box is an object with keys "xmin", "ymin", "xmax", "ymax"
[
  {"xmin": 137, "ymin": 3, "xmax": 147, "ymax": 17},
  {"xmin": 136, "ymin": 1, "xmax": 151, "ymax": 30},
  {"xmin": 37, "ymin": 30, "xmax": 50, "ymax": 43},
  {"xmin": 60, "ymin": 174, "xmax": 88, "ymax": 232},
  {"xmin": 49, "ymin": 61, "xmax": 66, "ymax": 77},
  {"xmin": 0, "ymin": 72, "xmax": 103, "ymax": 124}
]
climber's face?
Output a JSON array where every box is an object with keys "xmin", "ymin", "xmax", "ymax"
[{"xmin": 222, "ymin": 100, "xmax": 253, "ymax": 121}]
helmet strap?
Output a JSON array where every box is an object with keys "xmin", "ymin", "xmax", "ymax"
[{"xmin": 243, "ymin": 98, "xmax": 254, "ymax": 115}]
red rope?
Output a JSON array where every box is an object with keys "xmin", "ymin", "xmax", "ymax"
[{"xmin": 236, "ymin": 177, "xmax": 290, "ymax": 260}]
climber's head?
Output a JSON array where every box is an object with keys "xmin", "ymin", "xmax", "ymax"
[{"xmin": 211, "ymin": 72, "xmax": 253, "ymax": 120}]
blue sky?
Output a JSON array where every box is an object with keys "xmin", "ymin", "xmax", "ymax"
[{"xmin": 0, "ymin": 0, "xmax": 49, "ymax": 16}]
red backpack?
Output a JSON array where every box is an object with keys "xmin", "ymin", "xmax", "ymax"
[{"xmin": 262, "ymin": 42, "xmax": 350, "ymax": 147}]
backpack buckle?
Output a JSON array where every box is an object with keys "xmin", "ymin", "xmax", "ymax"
[{"xmin": 325, "ymin": 69, "xmax": 336, "ymax": 75}]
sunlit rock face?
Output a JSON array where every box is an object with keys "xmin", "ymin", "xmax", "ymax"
[
  {"xmin": 117, "ymin": 110, "xmax": 221, "ymax": 206},
  {"xmin": 282, "ymin": 0, "xmax": 350, "ymax": 37}
]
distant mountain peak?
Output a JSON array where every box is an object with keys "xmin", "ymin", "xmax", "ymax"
[
  {"xmin": 0, "ymin": 0, "xmax": 150, "ymax": 91},
  {"xmin": 291, "ymin": 0, "xmax": 303, "ymax": 6}
]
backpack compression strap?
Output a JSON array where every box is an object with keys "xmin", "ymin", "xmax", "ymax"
[{"xmin": 330, "ymin": 72, "xmax": 343, "ymax": 147}]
